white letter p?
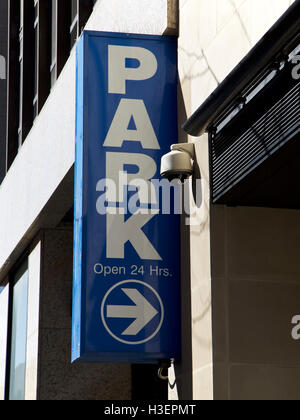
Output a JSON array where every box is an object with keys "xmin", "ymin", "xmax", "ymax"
[{"xmin": 108, "ymin": 45, "xmax": 158, "ymax": 94}]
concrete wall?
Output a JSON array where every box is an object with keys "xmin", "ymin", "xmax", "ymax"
[
  {"xmin": 211, "ymin": 206, "xmax": 300, "ymax": 400},
  {"xmin": 36, "ymin": 229, "xmax": 131, "ymax": 400},
  {"xmin": 170, "ymin": 0, "xmax": 296, "ymax": 400}
]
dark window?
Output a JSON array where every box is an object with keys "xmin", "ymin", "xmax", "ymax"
[
  {"xmin": 55, "ymin": 0, "xmax": 72, "ymax": 84},
  {"xmin": 33, "ymin": 1, "xmax": 51, "ymax": 120},
  {"xmin": 50, "ymin": 0, "xmax": 57, "ymax": 86},
  {"xmin": 79, "ymin": 0, "xmax": 96, "ymax": 37},
  {"xmin": 7, "ymin": 261, "xmax": 29, "ymax": 401},
  {"xmin": 3, "ymin": 0, "xmax": 98, "ymax": 179},
  {"xmin": 70, "ymin": 0, "xmax": 78, "ymax": 50},
  {"xmin": 0, "ymin": 0, "xmax": 8, "ymax": 184},
  {"xmin": 71, "ymin": 0, "xmax": 96, "ymax": 50},
  {"xmin": 18, "ymin": 0, "xmax": 35, "ymax": 148},
  {"xmin": 33, "ymin": 2, "xmax": 39, "ymax": 119},
  {"xmin": 6, "ymin": 0, "xmax": 20, "ymax": 171}
]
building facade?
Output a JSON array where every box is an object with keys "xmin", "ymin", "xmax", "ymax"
[{"xmin": 0, "ymin": 0, "xmax": 299, "ymax": 400}]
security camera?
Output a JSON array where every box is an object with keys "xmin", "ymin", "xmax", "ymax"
[{"xmin": 160, "ymin": 143, "xmax": 195, "ymax": 182}]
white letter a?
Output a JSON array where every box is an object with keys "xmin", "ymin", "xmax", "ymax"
[{"xmin": 103, "ymin": 99, "xmax": 160, "ymax": 150}]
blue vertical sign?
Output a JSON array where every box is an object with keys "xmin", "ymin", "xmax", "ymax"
[{"xmin": 72, "ymin": 31, "xmax": 180, "ymax": 363}]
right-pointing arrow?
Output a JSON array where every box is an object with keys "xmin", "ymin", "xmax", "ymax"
[{"xmin": 106, "ymin": 288, "xmax": 159, "ymax": 336}]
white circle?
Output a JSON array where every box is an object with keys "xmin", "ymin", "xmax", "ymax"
[{"xmin": 101, "ymin": 280, "xmax": 164, "ymax": 345}]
